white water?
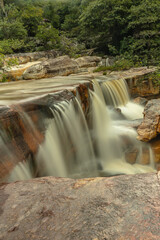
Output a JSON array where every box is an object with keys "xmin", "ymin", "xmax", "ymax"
[{"xmin": 120, "ymin": 102, "xmax": 144, "ymax": 120}]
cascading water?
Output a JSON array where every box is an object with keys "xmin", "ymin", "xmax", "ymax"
[
  {"xmin": 100, "ymin": 78, "xmax": 144, "ymax": 119},
  {"xmin": 90, "ymin": 90, "xmax": 155, "ymax": 176},
  {"xmin": 36, "ymin": 98, "xmax": 98, "ymax": 179},
  {"xmin": 1, "ymin": 76, "xmax": 156, "ymax": 182}
]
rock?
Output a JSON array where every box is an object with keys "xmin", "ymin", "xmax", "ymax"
[
  {"xmin": 3, "ymin": 61, "xmax": 41, "ymax": 80},
  {"xmin": 151, "ymin": 136, "xmax": 160, "ymax": 164},
  {"xmin": 133, "ymin": 97, "xmax": 148, "ymax": 106},
  {"xmin": 125, "ymin": 68, "xmax": 159, "ymax": 98},
  {"xmin": 0, "ymin": 173, "xmax": 160, "ymax": 240},
  {"xmin": 22, "ymin": 62, "xmax": 47, "ymax": 80},
  {"xmin": 75, "ymin": 56, "xmax": 101, "ymax": 68},
  {"xmin": 137, "ymin": 99, "xmax": 160, "ymax": 141},
  {"xmin": 5, "ymin": 50, "xmax": 58, "ymax": 64},
  {"xmin": 22, "ymin": 56, "xmax": 102, "ymax": 80},
  {"xmin": 23, "ymin": 56, "xmax": 79, "ymax": 80}
]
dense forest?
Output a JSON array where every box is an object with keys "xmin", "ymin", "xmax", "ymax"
[{"xmin": 0, "ymin": 0, "xmax": 160, "ymax": 65}]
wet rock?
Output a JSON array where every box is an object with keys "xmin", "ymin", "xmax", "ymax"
[
  {"xmin": 0, "ymin": 173, "xmax": 160, "ymax": 240},
  {"xmin": 137, "ymin": 99, "xmax": 160, "ymax": 141},
  {"xmin": 133, "ymin": 97, "xmax": 148, "ymax": 106}
]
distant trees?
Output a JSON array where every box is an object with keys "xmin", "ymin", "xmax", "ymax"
[{"xmin": 0, "ymin": 0, "xmax": 159, "ymax": 64}]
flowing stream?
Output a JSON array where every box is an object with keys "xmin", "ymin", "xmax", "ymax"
[{"xmin": 0, "ymin": 76, "xmax": 156, "ymax": 181}]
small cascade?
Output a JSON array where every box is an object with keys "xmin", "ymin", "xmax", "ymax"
[
  {"xmin": 101, "ymin": 78, "xmax": 130, "ymax": 107},
  {"xmin": 100, "ymin": 78, "xmax": 144, "ymax": 119}
]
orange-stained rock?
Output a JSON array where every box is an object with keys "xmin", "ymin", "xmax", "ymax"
[{"xmin": 0, "ymin": 173, "xmax": 160, "ymax": 240}]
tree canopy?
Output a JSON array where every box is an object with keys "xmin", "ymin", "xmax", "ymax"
[{"xmin": 0, "ymin": 0, "xmax": 159, "ymax": 64}]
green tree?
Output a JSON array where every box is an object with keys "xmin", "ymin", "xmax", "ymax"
[
  {"xmin": 121, "ymin": 0, "xmax": 160, "ymax": 64},
  {"xmin": 36, "ymin": 23, "xmax": 60, "ymax": 50},
  {"xmin": 20, "ymin": 5, "xmax": 43, "ymax": 36}
]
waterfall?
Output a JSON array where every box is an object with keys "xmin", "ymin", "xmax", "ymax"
[
  {"xmin": 36, "ymin": 99, "xmax": 97, "ymax": 178},
  {"xmin": 1, "ymin": 76, "xmax": 156, "ymax": 182}
]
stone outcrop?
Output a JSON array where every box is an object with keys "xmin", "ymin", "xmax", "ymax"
[
  {"xmin": 0, "ymin": 173, "xmax": 160, "ymax": 240},
  {"xmin": 137, "ymin": 99, "xmax": 160, "ymax": 142},
  {"xmin": 75, "ymin": 56, "xmax": 101, "ymax": 68},
  {"xmin": 22, "ymin": 56, "xmax": 78, "ymax": 80},
  {"xmin": 5, "ymin": 50, "xmax": 59, "ymax": 64},
  {"xmin": 3, "ymin": 61, "xmax": 41, "ymax": 80},
  {"xmin": 22, "ymin": 55, "xmax": 102, "ymax": 80}
]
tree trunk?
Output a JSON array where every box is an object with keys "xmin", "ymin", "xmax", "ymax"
[{"xmin": 0, "ymin": 0, "xmax": 6, "ymax": 17}]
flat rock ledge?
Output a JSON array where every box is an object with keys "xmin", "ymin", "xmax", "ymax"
[{"xmin": 0, "ymin": 173, "xmax": 160, "ymax": 240}]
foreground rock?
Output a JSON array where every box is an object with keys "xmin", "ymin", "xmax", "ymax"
[
  {"xmin": 0, "ymin": 173, "xmax": 160, "ymax": 240},
  {"xmin": 137, "ymin": 99, "xmax": 160, "ymax": 141}
]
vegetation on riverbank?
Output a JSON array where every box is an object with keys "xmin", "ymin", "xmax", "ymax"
[{"xmin": 0, "ymin": 0, "xmax": 159, "ymax": 66}]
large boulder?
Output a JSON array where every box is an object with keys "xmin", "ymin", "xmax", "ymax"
[
  {"xmin": 137, "ymin": 99, "xmax": 160, "ymax": 141},
  {"xmin": 75, "ymin": 56, "xmax": 101, "ymax": 68},
  {"xmin": 0, "ymin": 173, "xmax": 160, "ymax": 240},
  {"xmin": 3, "ymin": 61, "xmax": 41, "ymax": 81},
  {"xmin": 23, "ymin": 56, "xmax": 79, "ymax": 80}
]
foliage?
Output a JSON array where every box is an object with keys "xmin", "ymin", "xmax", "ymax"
[
  {"xmin": 59, "ymin": 33, "xmax": 85, "ymax": 57},
  {"xmin": 94, "ymin": 59, "xmax": 134, "ymax": 72},
  {"xmin": 36, "ymin": 23, "xmax": 60, "ymax": 50},
  {"xmin": 0, "ymin": 0, "xmax": 159, "ymax": 65},
  {"xmin": 20, "ymin": 5, "xmax": 43, "ymax": 37},
  {"xmin": 0, "ymin": 51, "xmax": 18, "ymax": 82}
]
